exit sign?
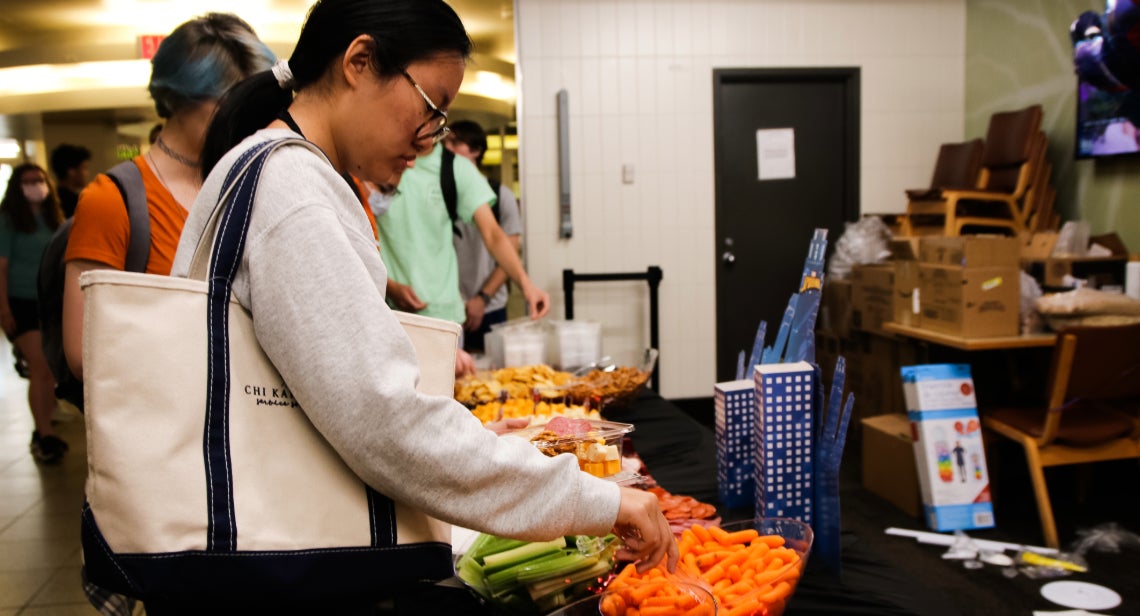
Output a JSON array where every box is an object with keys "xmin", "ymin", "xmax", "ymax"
[{"xmin": 138, "ymin": 35, "xmax": 166, "ymax": 60}]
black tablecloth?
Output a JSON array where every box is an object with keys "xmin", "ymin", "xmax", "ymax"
[{"xmin": 386, "ymin": 393, "xmax": 1136, "ymax": 615}]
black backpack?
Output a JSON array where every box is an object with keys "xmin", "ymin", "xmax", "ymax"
[
  {"xmin": 38, "ymin": 161, "xmax": 151, "ymax": 410},
  {"xmin": 440, "ymin": 148, "xmax": 500, "ymax": 238}
]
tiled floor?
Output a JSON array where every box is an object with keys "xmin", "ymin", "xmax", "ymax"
[{"xmin": 0, "ymin": 338, "xmax": 98, "ymax": 614}]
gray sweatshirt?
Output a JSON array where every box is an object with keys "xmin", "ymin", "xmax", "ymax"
[{"xmin": 170, "ymin": 129, "xmax": 619, "ymax": 540}]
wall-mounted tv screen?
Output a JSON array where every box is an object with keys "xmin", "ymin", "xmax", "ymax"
[{"xmin": 1072, "ymin": 2, "xmax": 1140, "ymax": 159}]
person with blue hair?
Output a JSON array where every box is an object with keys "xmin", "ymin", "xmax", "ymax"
[{"xmin": 61, "ymin": 13, "xmax": 276, "ymax": 383}]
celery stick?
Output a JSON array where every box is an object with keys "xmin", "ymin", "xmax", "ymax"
[
  {"xmin": 483, "ymin": 550, "xmax": 568, "ymax": 590},
  {"xmin": 515, "ymin": 553, "xmax": 598, "ymax": 586},
  {"xmin": 482, "ymin": 537, "xmax": 567, "ymax": 572},
  {"xmin": 527, "ymin": 559, "xmax": 613, "ymax": 601},
  {"xmin": 456, "ymin": 555, "xmax": 486, "ymax": 592},
  {"xmin": 473, "ymin": 536, "xmax": 529, "ymax": 562}
]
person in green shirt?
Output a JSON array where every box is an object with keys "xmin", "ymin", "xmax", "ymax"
[
  {"xmin": 377, "ymin": 142, "xmax": 549, "ymax": 370},
  {"xmin": 0, "ymin": 164, "xmax": 67, "ymax": 463}
]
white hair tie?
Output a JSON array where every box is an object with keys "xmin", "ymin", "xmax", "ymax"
[{"xmin": 271, "ymin": 59, "xmax": 294, "ymax": 90}]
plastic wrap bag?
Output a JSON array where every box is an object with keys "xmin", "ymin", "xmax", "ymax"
[
  {"xmin": 1072, "ymin": 522, "xmax": 1140, "ymax": 555},
  {"xmin": 827, "ymin": 216, "xmax": 893, "ymax": 279},
  {"xmin": 1053, "ymin": 221, "xmax": 1091, "ymax": 257}
]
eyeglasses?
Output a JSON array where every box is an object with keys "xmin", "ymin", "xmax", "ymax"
[{"xmin": 401, "ymin": 70, "xmax": 449, "ymax": 144}]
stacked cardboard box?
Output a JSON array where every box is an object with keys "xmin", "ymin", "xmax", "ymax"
[
  {"xmin": 890, "ymin": 239, "xmax": 921, "ymax": 328},
  {"xmin": 901, "ymin": 364, "xmax": 995, "ymax": 532},
  {"xmin": 850, "ymin": 264, "xmax": 894, "ymax": 337},
  {"xmin": 918, "ymin": 236, "xmax": 1021, "ymax": 338},
  {"xmin": 861, "ymin": 413, "xmax": 921, "ymax": 518}
]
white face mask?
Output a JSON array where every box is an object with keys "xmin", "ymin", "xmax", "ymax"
[
  {"xmin": 22, "ymin": 182, "xmax": 49, "ymax": 204},
  {"xmin": 368, "ymin": 190, "xmax": 394, "ymax": 218}
]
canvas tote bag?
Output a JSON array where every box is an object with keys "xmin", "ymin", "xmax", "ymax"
[{"xmin": 79, "ymin": 138, "xmax": 460, "ymax": 602}]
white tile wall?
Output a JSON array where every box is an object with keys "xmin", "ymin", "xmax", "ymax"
[{"xmin": 515, "ymin": 0, "xmax": 966, "ymax": 398}]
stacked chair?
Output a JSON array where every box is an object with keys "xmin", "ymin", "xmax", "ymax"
[{"xmin": 901, "ymin": 105, "xmax": 1060, "ymax": 237}]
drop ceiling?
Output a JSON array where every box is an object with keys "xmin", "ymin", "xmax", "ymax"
[{"xmin": 0, "ymin": 0, "xmax": 517, "ymax": 120}]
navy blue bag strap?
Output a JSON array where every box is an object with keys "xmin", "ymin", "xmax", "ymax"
[
  {"xmin": 202, "ymin": 138, "xmax": 395, "ymax": 552},
  {"xmin": 105, "ymin": 161, "xmax": 151, "ymax": 273}
]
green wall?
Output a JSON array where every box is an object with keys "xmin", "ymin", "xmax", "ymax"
[{"xmin": 966, "ymin": 0, "xmax": 1140, "ymax": 252}]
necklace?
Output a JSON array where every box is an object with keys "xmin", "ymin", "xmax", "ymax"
[
  {"xmin": 155, "ymin": 135, "xmax": 200, "ymax": 168},
  {"xmin": 147, "ymin": 150, "xmax": 172, "ymax": 193}
]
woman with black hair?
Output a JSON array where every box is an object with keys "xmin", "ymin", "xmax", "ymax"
[
  {"xmin": 173, "ymin": 0, "xmax": 677, "ymax": 601},
  {"xmin": 0, "ymin": 164, "xmax": 66, "ymax": 462}
]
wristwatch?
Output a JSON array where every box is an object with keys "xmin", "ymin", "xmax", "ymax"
[{"xmin": 477, "ymin": 290, "xmax": 492, "ymax": 304}]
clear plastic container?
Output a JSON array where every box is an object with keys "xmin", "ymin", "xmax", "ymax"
[
  {"xmin": 545, "ymin": 320, "xmax": 603, "ymax": 371},
  {"xmin": 510, "ymin": 419, "xmax": 634, "ymax": 478}
]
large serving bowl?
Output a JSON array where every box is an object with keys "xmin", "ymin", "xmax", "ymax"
[
  {"xmin": 714, "ymin": 517, "xmax": 813, "ymax": 616},
  {"xmin": 598, "ymin": 580, "xmax": 716, "ymax": 615}
]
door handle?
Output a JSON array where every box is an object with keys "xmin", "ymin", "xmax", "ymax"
[{"xmin": 722, "ymin": 251, "xmax": 736, "ymax": 265}]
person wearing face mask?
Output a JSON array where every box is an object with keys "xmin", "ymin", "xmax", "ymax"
[
  {"xmin": 0, "ymin": 164, "xmax": 66, "ymax": 463},
  {"xmin": 161, "ymin": 0, "xmax": 676, "ymax": 608}
]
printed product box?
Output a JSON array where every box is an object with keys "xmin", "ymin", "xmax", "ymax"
[
  {"xmin": 715, "ymin": 380, "xmax": 755, "ymax": 509},
  {"xmin": 851, "ymin": 264, "xmax": 894, "ymax": 336},
  {"xmin": 861, "ymin": 414, "xmax": 921, "ymax": 518},
  {"xmin": 918, "ymin": 236, "xmax": 1020, "ymax": 269},
  {"xmin": 901, "ymin": 364, "xmax": 995, "ymax": 532},
  {"xmin": 918, "ymin": 265, "xmax": 1020, "ymax": 338},
  {"xmin": 753, "ymin": 361, "xmax": 815, "ymax": 524}
]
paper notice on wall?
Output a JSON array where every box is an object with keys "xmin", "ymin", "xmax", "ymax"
[{"xmin": 757, "ymin": 128, "xmax": 796, "ymax": 180}]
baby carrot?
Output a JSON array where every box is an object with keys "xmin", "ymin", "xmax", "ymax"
[
  {"xmin": 759, "ymin": 580, "xmax": 791, "ymax": 605},
  {"xmin": 725, "ymin": 599, "xmax": 762, "ymax": 616},
  {"xmin": 723, "ymin": 528, "xmax": 760, "ymax": 544},
  {"xmin": 708, "ymin": 526, "xmax": 731, "ymax": 544},
  {"xmin": 691, "ymin": 524, "xmax": 713, "ymax": 544},
  {"xmin": 682, "ymin": 604, "xmax": 714, "ymax": 616}
]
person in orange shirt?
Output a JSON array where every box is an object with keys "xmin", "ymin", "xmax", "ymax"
[{"xmin": 61, "ymin": 13, "xmax": 275, "ymax": 381}]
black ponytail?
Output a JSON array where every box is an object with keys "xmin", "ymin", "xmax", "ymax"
[
  {"xmin": 201, "ymin": 71, "xmax": 292, "ymax": 178},
  {"xmin": 201, "ymin": 0, "xmax": 472, "ymax": 178}
]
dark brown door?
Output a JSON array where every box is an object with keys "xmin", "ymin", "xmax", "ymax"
[{"xmin": 713, "ymin": 68, "xmax": 859, "ymax": 382}]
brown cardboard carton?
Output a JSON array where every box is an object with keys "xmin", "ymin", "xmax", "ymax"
[
  {"xmin": 889, "ymin": 239, "xmax": 921, "ymax": 327},
  {"xmin": 851, "ymin": 264, "xmax": 894, "ymax": 336},
  {"xmin": 862, "ymin": 414, "xmax": 921, "ymax": 518},
  {"xmin": 821, "ymin": 279, "xmax": 853, "ymax": 338},
  {"xmin": 1021, "ymin": 232, "xmax": 1058, "ymax": 261},
  {"xmin": 918, "ymin": 265, "xmax": 1020, "ymax": 337},
  {"xmin": 919, "ymin": 236, "xmax": 1020, "ymax": 269}
]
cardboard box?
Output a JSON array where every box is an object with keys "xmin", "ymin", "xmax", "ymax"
[
  {"xmin": 918, "ymin": 265, "xmax": 1020, "ymax": 337},
  {"xmin": 901, "ymin": 364, "xmax": 995, "ymax": 532},
  {"xmin": 821, "ymin": 278, "xmax": 853, "ymax": 338},
  {"xmin": 919, "ymin": 236, "xmax": 1020, "ymax": 269},
  {"xmin": 862, "ymin": 414, "xmax": 922, "ymax": 518},
  {"xmin": 1032, "ymin": 256, "xmax": 1129, "ymax": 289},
  {"xmin": 1020, "ymin": 231, "xmax": 1058, "ymax": 261},
  {"xmin": 890, "ymin": 240, "xmax": 921, "ymax": 328},
  {"xmin": 851, "ymin": 264, "xmax": 894, "ymax": 336},
  {"xmin": 754, "ymin": 362, "xmax": 815, "ymax": 523}
]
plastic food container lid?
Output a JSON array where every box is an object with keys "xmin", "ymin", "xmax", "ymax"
[{"xmin": 508, "ymin": 419, "xmax": 634, "ymax": 446}]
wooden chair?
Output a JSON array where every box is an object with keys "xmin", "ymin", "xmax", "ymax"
[
  {"xmin": 942, "ymin": 105, "xmax": 1044, "ymax": 236},
  {"xmin": 900, "ymin": 139, "xmax": 984, "ymax": 236},
  {"xmin": 982, "ymin": 322, "xmax": 1140, "ymax": 548}
]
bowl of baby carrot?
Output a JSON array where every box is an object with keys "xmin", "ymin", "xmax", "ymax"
[{"xmin": 601, "ymin": 518, "xmax": 812, "ymax": 616}]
